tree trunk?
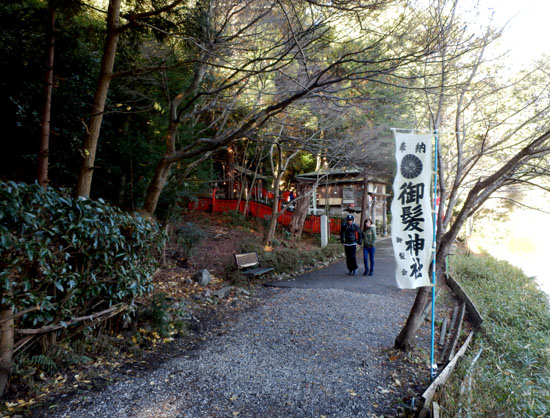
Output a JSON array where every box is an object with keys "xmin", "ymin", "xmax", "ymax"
[
  {"xmin": 37, "ymin": 2, "xmax": 56, "ymax": 188},
  {"xmin": 74, "ymin": 0, "xmax": 121, "ymax": 198},
  {"xmin": 359, "ymin": 167, "xmax": 369, "ymax": 228},
  {"xmin": 143, "ymin": 159, "xmax": 173, "ymax": 217},
  {"xmin": 243, "ymin": 178, "xmax": 254, "ymax": 215},
  {"xmin": 139, "ymin": 57, "xmax": 208, "ymax": 216},
  {"xmin": 225, "ymin": 146, "xmax": 235, "ymax": 199},
  {"xmin": 394, "ymin": 286, "xmax": 431, "ymax": 351},
  {"xmin": 264, "ymin": 175, "xmax": 282, "ymax": 245},
  {"xmin": 0, "ymin": 297, "xmax": 14, "ymax": 396},
  {"xmin": 244, "ymin": 145, "xmax": 263, "ymax": 215},
  {"xmin": 290, "ymin": 183, "xmax": 311, "ymax": 240},
  {"xmin": 236, "ymin": 176, "xmax": 246, "ymax": 213},
  {"xmin": 243, "ymin": 179, "xmax": 253, "ymax": 215},
  {"xmin": 395, "ymin": 236, "xmax": 453, "ymax": 351}
]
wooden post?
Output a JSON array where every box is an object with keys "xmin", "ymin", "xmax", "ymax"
[
  {"xmin": 441, "ymin": 305, "xmax": 459, "ymax": 362},
  {"xmin": 446, "ymin": 303, "xmax": 466, "ymax": 363},
  {"xmin": 438, "ymin": 318, "xmax": 448, "ymax": 347},
  {"xmin": 418, "ymin": 331, "xmax": 474, "ymax": 417},
  {"xmin": 433, "ymin": 402, "xmax": 440, "ymax": 418}
]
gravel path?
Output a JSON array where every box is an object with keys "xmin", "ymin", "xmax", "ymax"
[{"xmin": 49, "ymin": 284, "xmax": 417, "ymax": 418}]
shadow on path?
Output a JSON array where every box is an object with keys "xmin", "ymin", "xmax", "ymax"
[{"xmin": 265, "ymin": 237, "xmax": 399, "ymax": 296}]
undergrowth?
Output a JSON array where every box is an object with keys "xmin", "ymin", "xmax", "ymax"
[
  {"xmin": 439, "ymin": 254, "xmax": 550, "ymax": 417},
  {"xmin": 259, "ymin": 243, "xmax": 342, "ymax": 274},
  {"xmin": 175, "ymin": 222, "xmax": 207, "ymax": 258}
]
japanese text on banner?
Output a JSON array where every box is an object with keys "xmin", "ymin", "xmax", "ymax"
[{"xmin": 391, "ymin": 131, "xmax": 433, "ymax": 289}]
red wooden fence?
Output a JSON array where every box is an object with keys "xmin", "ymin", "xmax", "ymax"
[{"xmin": 188, "ymin": 197, "xmax": 341, "ymax": 234}]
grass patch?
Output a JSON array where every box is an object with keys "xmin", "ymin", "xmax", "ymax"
[{"xmin": 438, "ymin": 253, "xmax": 550, "ymax": 417}]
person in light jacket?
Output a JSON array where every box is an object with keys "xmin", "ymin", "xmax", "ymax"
[
  {"xmin": 362, "ymin": 218, "xmax": 377, "ymax": 276},
  {"xmin": 340, "ymin": 214, "xmax": 362, "ymax": 275}
]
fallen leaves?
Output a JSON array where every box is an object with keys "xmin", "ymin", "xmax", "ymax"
[{"xmin": 74, "ymin": 374, "xmax": 91, "ymax": 384}]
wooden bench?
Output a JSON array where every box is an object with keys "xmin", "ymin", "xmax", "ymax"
[{"xmin": 234, "ymin": 252, "xmax": 274, "ymax": 277}]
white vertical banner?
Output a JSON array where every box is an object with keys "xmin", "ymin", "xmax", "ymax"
[{"xmin": 391, "ymin": 130, "xmax": 433, "ymax": 289}]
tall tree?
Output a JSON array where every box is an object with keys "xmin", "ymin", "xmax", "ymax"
[
  {"xmin": 289, "ymin": 181, "xmax": 313, "ymax": 240},
  {"xmin": 394, "ymin": 1, "xmax": 550, "ymax": 350},
  {"xmin": 74, "ymin": 0, "xmax": 122, "ymax": 197},
  {"xmin": 36, "ymin": 0, "xmax": 56, "ymax": 188},
  {"xmin": 36, "ymin": 0, "xmax": 83, "ymax": 188},
  {"xmin": 74, "ymin": 0, "xmax": 187, "ymax": 198},
  {"xmin": 0, "ymin": 0, "xmax": 99, "ymax": 186}
]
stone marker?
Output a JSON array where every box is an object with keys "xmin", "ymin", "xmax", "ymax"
[
  {"xmin": 193, "ymin": 269, "xmax": 211, "ymax": 286},
  {"xmin": 213, "ymin": 286, "xmax": 233, "ymax": 299}
]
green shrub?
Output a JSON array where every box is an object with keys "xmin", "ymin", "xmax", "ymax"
[
  {"xmin": 260, "ymin": 248, "xmax": 303, "ymax": 272},
  {"xmin": 0, "ymin": 181, "xmax": 166, "ymax": 330},
  {"xmin": 440, "ymin": 254, "xmax": 550, "ymax": 417},
  {"xmin": 141, "ymin": 293, "xmax": 171, "ymax": 337},
  {"xmin": 225, "ymin": 210, "xmax": 247, "ymax": 226},
  {"xmin": 283, "ymin": 229, "xmax": 291, "ymax": 240},
  {"xmin": 239, "ymin": 240, "xmax": 262, "ymax": 254},
  {"xmin": 175, "ymin": 222, "xmax": 207, "ymax": 258}
]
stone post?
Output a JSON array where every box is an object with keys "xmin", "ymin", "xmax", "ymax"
[
  {"xmin": 383, "ymin": 199, "xmax": 387, "ymax": 236},
  {"xmin": 320, "ymin": 215, "xmax": 328, "ymax": 248}
]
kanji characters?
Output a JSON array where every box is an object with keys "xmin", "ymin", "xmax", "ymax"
[
  {"xmin": 415, "ymin": 142, "xmax": 426, "ymax": 153},
  {"xmin": 401, "ymin": 204, "xmax": 424, "ymax": 232},
  {"xmin": 409, "ymin": 257, "xmax": 423, "ymax": 279},
  {"xmin": 398, "ymin": 182, "xmax": 425, "ymax": 205},
  {"xmin": 405, "ymin": 233, "xmax": 425, "ymax": 257}
]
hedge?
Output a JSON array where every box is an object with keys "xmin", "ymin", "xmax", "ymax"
[{"xmin": 0, "ymin": 181, "xmax": 165, "ymax": 330}]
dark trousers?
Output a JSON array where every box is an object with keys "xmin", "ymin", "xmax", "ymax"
[
  {"xmin": 363, "ymin": 246, "xmax": 375, "ymax": 272},
  {"xmin": 344, "ymin": 245, "xmax": 358, "ymax": 272}
]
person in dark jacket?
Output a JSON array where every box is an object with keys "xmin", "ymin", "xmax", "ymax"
[
  {"xmin": 340, "ymin": 214, "xmax": 362, "ymax": 275},
  {"xmin": 362, "ymin": 218, "xmax": 377, "ymax": 276}
]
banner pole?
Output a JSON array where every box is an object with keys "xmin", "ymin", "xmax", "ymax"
[{"xmin": 430, "ymin": 129, "xmax": 439, "ymax": 379}]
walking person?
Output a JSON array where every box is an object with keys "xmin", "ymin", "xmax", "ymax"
[
  {"xmin": 362, "ymin": 218, "xmax": 377, "ymax": 276},
  {"xmin": 340, "ymin": 214, "xmax": 362, "ymax": 275}
]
